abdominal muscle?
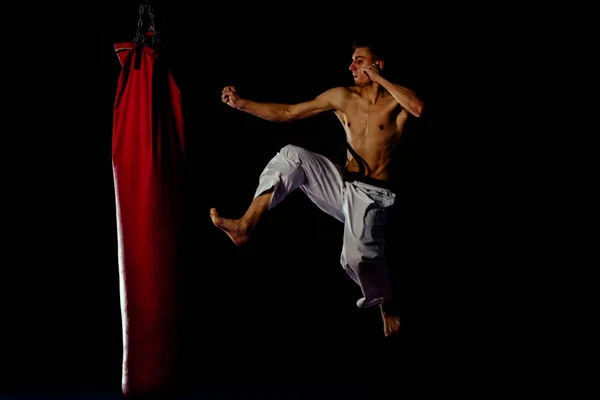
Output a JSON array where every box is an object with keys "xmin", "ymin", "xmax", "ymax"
[
  {"xmin": 336, "ymin": 96, "xmax": 407, "ymax": 182},
  {"xmin": 344, "ymin": 128, "xmax": 403, "ymax": 181}
]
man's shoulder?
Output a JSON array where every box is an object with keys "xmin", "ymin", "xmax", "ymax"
[
  {"xmin": 325, "ymin": 86, "xmax": 353, "ymax": 93},
  {"xmin": 321, "ymin": 86, "xmax": 355, "ymax": 98}
]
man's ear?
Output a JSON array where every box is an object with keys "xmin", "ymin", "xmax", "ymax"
[{"xmin": 377, "ymin": 60, "xmax": 385, "ymax": 70}]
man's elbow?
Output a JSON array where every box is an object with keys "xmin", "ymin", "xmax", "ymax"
[
  {"xmin": 270, "ymin": 110, "xmax": 291, "ymax": 122},
  {"xmin": 273, "ymin": 114, "xmax": 296, "ymax": 123},
  {"xmin": 272, "ymin": 106, "xmax": 295, "ymax": 122},
  {"xmin": 411, "ymin": 100, "xmax": 424, "ymax": 118}
]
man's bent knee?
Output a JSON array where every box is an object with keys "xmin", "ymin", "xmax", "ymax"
[{"xmin": 280, "ymin": 144, "xmax": 310, "ymax": 160}]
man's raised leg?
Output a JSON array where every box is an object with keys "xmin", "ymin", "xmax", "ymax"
[{"xmin": 210, "ymin": 188, "xmax": 273, "ymax": 246}]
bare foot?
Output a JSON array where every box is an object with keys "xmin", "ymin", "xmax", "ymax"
[
  {"xmin": 381, "ymin": 306, "xmax": 401, "ymax": 337},
  {"xmin": 209, "ymin": 208, "xmax": 250, "ymax": 246}
]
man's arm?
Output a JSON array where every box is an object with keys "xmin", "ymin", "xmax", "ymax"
[
  {"xmin": 382, "ymin": 81, "xmax": 424, "ymax": 118},
  {"xmin": 363, "ymin": 65, "xmax": 424, "ymax": 117},
  {"xmin": 222, "ymin": 86, "xmax": 348, "ymax": 122}
]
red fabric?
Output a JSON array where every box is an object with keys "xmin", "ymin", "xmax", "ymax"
[{"xmin": 112, "ymin": 41, "xmax": 184, "ymax": 397}]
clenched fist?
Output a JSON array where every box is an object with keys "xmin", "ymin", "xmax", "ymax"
[
  {"xmin": 362, "ymin": 63, "xmax": 383, "ymax": 83},
  {"xmin": 221, "ymin": 86, "xmax": 242, "ymax": 108}
]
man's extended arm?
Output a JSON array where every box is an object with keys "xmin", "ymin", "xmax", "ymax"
[{"xmin": 222, "ymin": 86, "xmax": 347, "ymax": 122}]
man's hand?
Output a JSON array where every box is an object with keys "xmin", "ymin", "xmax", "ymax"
[
  {"xmin": 221, "ymin": 86, "xmax": 242, "ymax": 108},
  {"xmin": 362, "ymin": 63, "xmax": 383, "ymax": 83}
]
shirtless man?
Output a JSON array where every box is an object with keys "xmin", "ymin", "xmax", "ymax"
[{"xmin": 210, "ymin": 39, "xmax": 423, "ymax": 337}]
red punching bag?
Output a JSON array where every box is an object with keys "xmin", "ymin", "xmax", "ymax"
[{"xmin": 112, "ymin": 18, "xmax": 185, "ymax": 397}]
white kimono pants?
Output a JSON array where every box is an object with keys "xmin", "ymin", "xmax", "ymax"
[{"xmin": 254, "ymin": 145, "xmax": 397, "ymax": 308}]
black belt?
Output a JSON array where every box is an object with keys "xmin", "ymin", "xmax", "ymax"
[{"xmin": 343, "ymin": 171, "xmax": 395, "ymax": 191}]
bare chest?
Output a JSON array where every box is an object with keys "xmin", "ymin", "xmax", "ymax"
[{"xmin": 336, "ymin": 99, "xmax": 403, "ymax": 143}]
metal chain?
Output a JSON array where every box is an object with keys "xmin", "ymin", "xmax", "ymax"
[
  {"xmin": 147, "ymin": 4, "xmax": 159, "ymax": 46},
  {"xmin": 134, "ymin": 1, "xmax": 160, "ymax": 46},
  {"xmin": 134, "ymin": 3, "xmax": 146, "ymax": 44}
]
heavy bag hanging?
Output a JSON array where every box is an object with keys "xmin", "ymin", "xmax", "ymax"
[{"xmin": 112, "ymin": 29, "xmax": 185, "ymax": 397}]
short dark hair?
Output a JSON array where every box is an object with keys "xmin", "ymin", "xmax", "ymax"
[{"xmin": 352, "ymin": 39, "xmax": 387, "ymax": 61}]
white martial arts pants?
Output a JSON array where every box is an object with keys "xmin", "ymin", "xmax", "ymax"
[{"xmin": 253, "ymin": 144, "xmax": 397, "ymax": 308}]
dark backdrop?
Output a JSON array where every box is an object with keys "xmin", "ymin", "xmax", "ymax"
[{"xmin": 1, "ymin": 1, "xmax": 439, "ymax": 398}]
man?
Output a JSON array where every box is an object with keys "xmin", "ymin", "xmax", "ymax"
[{"xmin": 210, "ymin": 39, "xmax": 423, "ymax": 337}]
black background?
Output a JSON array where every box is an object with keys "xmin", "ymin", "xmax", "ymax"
[{"xmin": 1, "ymin": 1, "xmax": 443, "ymax": 398}]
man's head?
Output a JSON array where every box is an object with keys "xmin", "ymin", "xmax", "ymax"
[{"xmin": 349, "ymin": 39, "xmax": 387, "ymax": 86}]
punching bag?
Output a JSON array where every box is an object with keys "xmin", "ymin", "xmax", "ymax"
[{"xmin": 112, "ymin": 31, "xmax": 185, "ymax": 397}]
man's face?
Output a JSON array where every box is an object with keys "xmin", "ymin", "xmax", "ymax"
[{"xmin": 349, "ymin": 47, "xmax": 376, "ymax": 85}]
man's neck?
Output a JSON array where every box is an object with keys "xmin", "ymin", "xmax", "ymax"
[{"xmin": 360, "ymin": 82, "xmax": 384, "ymax": 104}]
